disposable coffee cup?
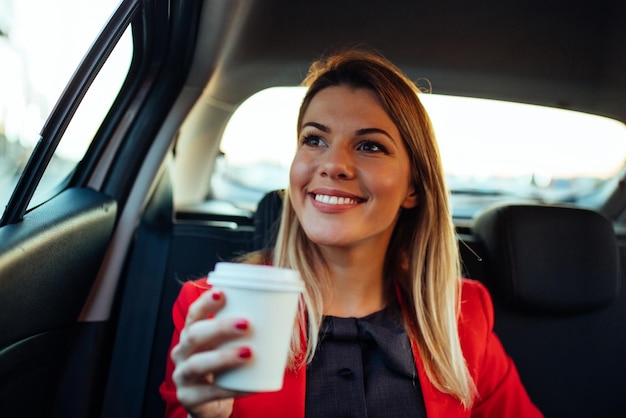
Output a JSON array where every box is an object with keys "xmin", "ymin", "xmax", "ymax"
[{"xmin": 207, "ymin": 262, "xmax": 304, "ymax": 392}]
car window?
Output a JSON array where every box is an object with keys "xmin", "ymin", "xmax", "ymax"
[
  {"xmin": 214, "ymin": 86, "xmax": 626, "ymax": 217},
  {"xmin": 0, "ymin": 0, "xmax": 130, "ymax": 212}
]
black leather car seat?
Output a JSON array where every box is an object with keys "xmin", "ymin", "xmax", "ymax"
[
  {"xmin": 253, "ymin": 189, "xmax": 285, "ymax": 251},
  {"xmin": 473, "ymin": 204, "xmax": 626, "ymax": 418}
]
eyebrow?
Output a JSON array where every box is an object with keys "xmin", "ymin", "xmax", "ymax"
[
  {"xmin": 301, "ymin": 122, "xmax": 397, "ymax": 143},
  {"xmin": 301, "ymin": 122, "xmax": 330, "ymax": 132}
]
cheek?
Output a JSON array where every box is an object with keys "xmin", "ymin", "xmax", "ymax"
[
  {"xmin": 289, "ymin": 153, "xmax": 312, "ymax": 190},
  {"xmin": 375, "ymin": 165, "xmax": 413, "ymax": 202},
  {"xmin": 288, "ymin": 155, "xmax": 307, "ymax": 210}
]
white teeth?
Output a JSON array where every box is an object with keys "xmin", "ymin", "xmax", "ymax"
[{"xmin": 314, "ymin": 194, "xmax": 358, "ymax": 205}]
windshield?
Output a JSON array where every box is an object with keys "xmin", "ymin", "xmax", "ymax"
[{"xmin": 213, "ymin": 87, "xmax": 626, "ymax": 218}]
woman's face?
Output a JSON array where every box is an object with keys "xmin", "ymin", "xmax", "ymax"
[{"xmin": 290, "ymin": 85, "xmax": 417, "ymax": 252}]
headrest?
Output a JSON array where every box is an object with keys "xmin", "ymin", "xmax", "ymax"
[
  {"xmin": 253, "ymin": 189, "xmax": 285, "ymax": 250},
  {"xmin": 473, "ymin": 204, "xmax": 619, "ymax": 314}
]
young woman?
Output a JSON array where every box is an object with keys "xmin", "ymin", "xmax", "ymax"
[{"xmin": 160, "ymin": 49, "xmax": 543, "ymax": 418}]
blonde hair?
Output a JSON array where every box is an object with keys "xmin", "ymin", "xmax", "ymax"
[{"xmin": 253, "ymin": 49, "xmax": 475, "ymax": 407}]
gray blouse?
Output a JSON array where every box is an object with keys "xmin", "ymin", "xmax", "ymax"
[{"xmin": 305, "ymin": 304, "xmax": 427, "ymax": 417}]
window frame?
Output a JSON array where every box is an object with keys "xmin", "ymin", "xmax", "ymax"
[{"xmin": 0, "ymin": 0, "xmax": 140, "ymax": 226}]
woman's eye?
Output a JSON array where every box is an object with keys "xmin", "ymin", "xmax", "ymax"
[
  {"xmin": 358, "ymin": 141, "xmax": 386, "ymax": 153},
  {"xmin": 301, "ymin": 134, "xmax": 326, "ymax": 147}
]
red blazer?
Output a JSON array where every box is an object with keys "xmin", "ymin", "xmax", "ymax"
[{"xmin": 160, "ymin": 278, "xmax": 543, "ymax": 418}]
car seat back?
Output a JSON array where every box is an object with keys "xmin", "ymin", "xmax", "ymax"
[{"xmin": 473, "ymin": 204, "xmax": 626, "ymax": 418}]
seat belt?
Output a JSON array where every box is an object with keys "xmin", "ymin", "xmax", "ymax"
[{"xmin": 100, "ymin": 165, "xmax": 173, "ymax": 418}]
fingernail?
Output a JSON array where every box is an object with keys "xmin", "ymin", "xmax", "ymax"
[
  {"xmin": 235, "ymin": 319, "xmax": 248, "ymax": 331},
  {"xmin": 211, "ymin": 291, "xmax": 222, "ymax": 301},
  {"xmin": 238, "ymin": 347, "xmax": 252, "ymax": 359}
]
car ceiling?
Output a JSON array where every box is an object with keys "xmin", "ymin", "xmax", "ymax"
[{"xmin": 198, "ymin": 0, "xmax": 626, "ymax": 124}]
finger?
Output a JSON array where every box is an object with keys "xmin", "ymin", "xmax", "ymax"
[
  {"xmin": 175, "ymin": 381, "xmax": 236, "ymax": 410},
  {"xmin": 173, "ymin": 345, "xmax": 253, "ymax": 387},
  {"xmin": 187, "ymin": 317, "xmax": 251, "ymax": 352},
  {"xmin": 171, "ymin": 317, "xmax": 251, "ymax": 363},
  {"xmin": 185, "ymin": 289, "xmax": 225, "ymax": 327}
]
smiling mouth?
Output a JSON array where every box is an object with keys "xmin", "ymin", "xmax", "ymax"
[{"xmin": 313, "ymin": 193, "xmax": 363, "ymax": 205}]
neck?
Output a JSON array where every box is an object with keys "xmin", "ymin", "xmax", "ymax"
[{"xmin": 320, "ymin": 245, "xmax": 388, "ymax": 318}]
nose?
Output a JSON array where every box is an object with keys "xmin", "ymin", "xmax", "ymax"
[{"xmin": 319, "ymin": 142, "xmax": 355, "ymax": 180}]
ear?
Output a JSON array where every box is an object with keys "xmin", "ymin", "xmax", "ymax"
[{"xmin": 401, "ymin": 187, "xmax": 418, "ymax": 209}]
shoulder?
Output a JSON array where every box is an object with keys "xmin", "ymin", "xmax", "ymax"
[
  {"xmin": 459, "ymin": 278, "xmax": 494, "ymax": 328},
  {"xmin": 461, "ymin": 279, "xmax": 491, "ymax": 303},
  {"xmin": 178, "ymin": 277, "xmax": 211, "ymax": 303},
  {"xmin": 457, "ymin": 283, "xmax": 544, "ymax": 416},
  {"xmin": 457, "ymin": 279, "xmax": 496, "ymax": 361},
  {"xmin": 171, "ymin": 278, "xmax": 212, "ymax": 325}
]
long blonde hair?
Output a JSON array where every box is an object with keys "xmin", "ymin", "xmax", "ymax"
[{"xmin": 264, "ymin": 49, "xmax": 475, "ymax": 407}]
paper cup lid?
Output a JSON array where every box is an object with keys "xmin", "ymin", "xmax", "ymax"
[{"xmin": 208, "ymin": 262, "xmax": 304, "ymax": 292}]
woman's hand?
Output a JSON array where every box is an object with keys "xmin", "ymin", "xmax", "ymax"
[{"xmin": 170, "ymin": 289, "xmax": 253, "ymax": 418}]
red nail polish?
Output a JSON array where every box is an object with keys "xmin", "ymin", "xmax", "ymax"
[
  {"xmin": 211, "ymin": 291, "xmax": 222, "ymax": 301},
  {"xmin": 235, "ymin": 319, "xmax": 248, "ymax": 331},
  {"xmin": 238, "ymin": 347, "xmax": 252, "ymax": 359}
]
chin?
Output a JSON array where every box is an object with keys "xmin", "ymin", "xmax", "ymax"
[{"xmin": 302, "ymin": 227, "xmax": 352, "ymax": 248}]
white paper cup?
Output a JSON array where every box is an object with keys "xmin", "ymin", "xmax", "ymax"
[{"xmin": 207, "ymin": 262, "xmax": 304, "ymax": 392}]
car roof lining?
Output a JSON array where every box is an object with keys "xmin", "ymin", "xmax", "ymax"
[{"xmin": 196, "ymin": 0, "xmax": 626, "ymax": 123}]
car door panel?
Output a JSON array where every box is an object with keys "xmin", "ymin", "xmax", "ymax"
[{"xmin": 0, "ymin": 187, "xmax": 116, "ymax": 413}]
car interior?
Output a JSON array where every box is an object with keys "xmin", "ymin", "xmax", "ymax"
[{"xmin": 0, "ymin": 0, "xmax": 625, "ymax": 417}]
